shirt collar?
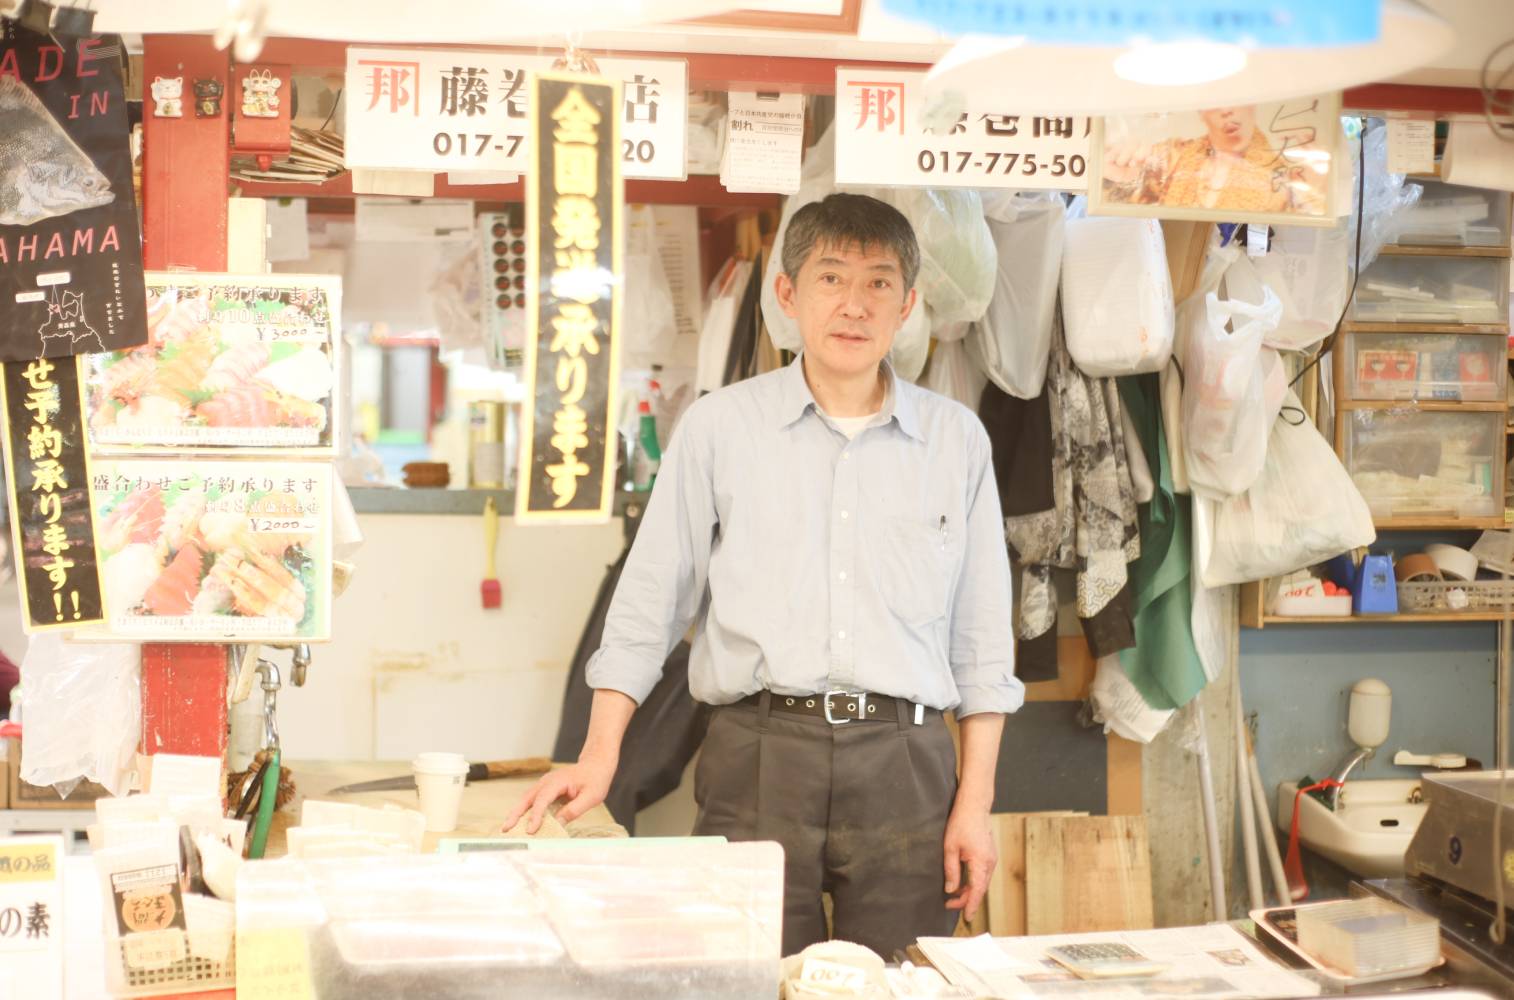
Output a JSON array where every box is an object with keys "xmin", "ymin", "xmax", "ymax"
[{"xmin": 777, "ymin": 354, "xmax": 924, "ymax": 443}]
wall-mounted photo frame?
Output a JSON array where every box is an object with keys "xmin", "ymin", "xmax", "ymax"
[
  {"xmin": 83, "ymin": 272, "xmax": 341, "ymax": 455},
  {"xmin": 1089, "ymin": 93, "xmax": 1342, "ymax": 227}
]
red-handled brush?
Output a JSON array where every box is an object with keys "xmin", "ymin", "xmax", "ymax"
[{"xmin": 481, "ymin": 496, "xmax": 501, "ymax": 609}]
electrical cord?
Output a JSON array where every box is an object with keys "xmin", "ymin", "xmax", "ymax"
[
  {"xmin": 1493, "ymin": 566, "xmax": 1511, "ymax": 944},
  {"xmin": 1480, "ymin": 38, "xmax": 1514, "ymax": 142}
]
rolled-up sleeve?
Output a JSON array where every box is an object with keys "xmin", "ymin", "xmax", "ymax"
[
  {"xmin": 585, "ymin": 410, "xmax": 717, "ymax": 705},
  {"xmin": 949, "ymin": 424, "xmax": 1024, "ymax": 718}
]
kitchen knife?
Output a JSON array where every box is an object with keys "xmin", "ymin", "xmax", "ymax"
[{"xmin": 327, "ymin": 756, "xmax": 552, "ymax": 795}]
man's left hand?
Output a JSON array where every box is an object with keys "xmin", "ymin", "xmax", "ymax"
[{"xmin": 943, "ymin": 800, "xmax": 996, "ymax": 919}]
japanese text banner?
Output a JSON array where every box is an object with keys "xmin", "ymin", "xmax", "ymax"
[
  {"xmin": 0, "ymin": 355, "xmax": 104, "ymax": 632},
  {"xmin": 346, "ymin": 48, "xmax": 685, "ymax": 180},
  {"xmin": 835, "ymin": 68, "xmax": 1091, "ymax": 190},
  {"xmin": 517, "ymin": 71, "xmax": 622, "ymax": 524}
]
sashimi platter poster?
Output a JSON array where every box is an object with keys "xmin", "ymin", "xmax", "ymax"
[
  {"xmin": 0, "ymin": 23, "xmax": 147, "ymax": 361},
  {"xmin": 85, "ymin": 272, "xmax": 341, "ymax": 454},
  {"xmin": 88, "ymin": 458, "xmax": 333, "ymax": 641}
]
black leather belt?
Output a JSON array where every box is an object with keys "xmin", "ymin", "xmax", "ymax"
[{"xmin": 741, "ymin": 690, "xmax": 928, "ymax": 725}]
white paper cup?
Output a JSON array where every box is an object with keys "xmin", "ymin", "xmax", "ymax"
[{"xmin": 412, "ymin": 754, "xmax": 469, "ymax": 833}]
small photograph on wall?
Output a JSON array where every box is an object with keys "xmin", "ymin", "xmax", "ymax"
[{"xmin": 1090, "ymin": 93, "xmax": 1341, "ymax": 226}]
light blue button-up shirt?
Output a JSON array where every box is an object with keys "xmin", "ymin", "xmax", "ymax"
[{"xmin": 585, "ymin": 356, "xmax": 1023, "ymax": 718}]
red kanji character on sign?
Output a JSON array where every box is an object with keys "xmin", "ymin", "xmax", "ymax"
[
  {"xmin": 850, "ymin": 81, "xmax": 904, "ymax": 134},
  {"xmin": 360, "ymin": 60, "xmax": 420, "ymax": 116}
]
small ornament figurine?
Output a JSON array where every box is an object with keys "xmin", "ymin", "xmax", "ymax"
[
  {"xmin": 241, "ymin": 69, "xmax": 282, "ymax": 119},
  {"xmin": 150, "ymin": 76, "xmax": 183, "ymax": 118},
  {"xmin": 193, "ymin": 78, "xmax": 224, "ymax": 118}
]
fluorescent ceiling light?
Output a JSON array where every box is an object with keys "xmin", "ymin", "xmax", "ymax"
[
  {"xmin": 921, "ymin": 0, "xmax": 1454, "ymax": 115},
  {"xmin": 1113, "ymin": 41, "xmax": 1248, "ymax": 87}
]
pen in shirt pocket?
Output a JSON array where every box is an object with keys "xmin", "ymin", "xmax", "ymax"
[{"xmin": 939, "ymin": 515, "xmax": 947, "ymax": 549}]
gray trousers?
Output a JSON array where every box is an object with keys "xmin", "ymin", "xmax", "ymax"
[{"xmin": 692, "ymin": 692, "xmax": 960, "ymax": 957}]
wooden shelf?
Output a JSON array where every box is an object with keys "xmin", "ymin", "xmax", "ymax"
[
  {"xmin": 1258, "ymin": 612, "xmax": 1510, "ymax": 626},
  {"xmin": 1370, "ymin": 515, "xmax": 1509, "ymax": 530},
  {"xmin": 1336, "ymin": 399, "xmax": 1508, "ymax": 413},
  {"xmin": 1379, "ymin": 243, "xmax": 1512, "ymax": 259},
  {"xmin": 231, "ymin": 172, "xmax": 782, "ymax": 209},
  {"xmin": 1342, "ymin": 321, "xmax": 1511, "ymax": 335}
]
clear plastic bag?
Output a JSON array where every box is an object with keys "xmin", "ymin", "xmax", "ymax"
[
  {"xmin": 920, "ymin": 337, "xmax": 986, "ymax": 409},
  {"xmin": 19, "ymin": 633, "xmax": 141, "ymax": 797},
  {"xmin": 761, "ymin": 125, "xmax": 994, "ymax": 373},
  {"xmin": 1357, "ymin": 120, "xmax": 1423, "ymax": 269},
  {"xmin": 1196, "ymin": 394, "xmax": 1376, "ymax": 587},
  {"xmin": 1180, "ymin": 254, "xmax": 1286, "ymax": 499},
  {"xmin": 1062, "ymin": 216, "xmax": 1174, "ymax": 377},
  {"xmin": 969, "ymin": 191, "xmax": 1064, "ymax": 399}
]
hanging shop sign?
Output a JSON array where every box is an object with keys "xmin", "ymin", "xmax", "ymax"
[
  {"xmin": 834, "ymin": 69, "xmax": 1091, "ymax": 191},
  {"xmin": 878, "ymin": 0, "xmax": 1380, "ymax": 45},
  {"xmin": 82, "ymin": 273, "xmax": 341, "ymax": 455},
  {"xmin": 345, "ymin": 49, "xmax": 685, "ymax": 181},
  {"xmin": 0, "ymin": 23, "xmax": 147, "ymax": 362},
  {"xmin": 517, "ymin": 71, "xmax": 622, "ymax": 524},
  {"xmin": 0, "ymin": 355, "xmax": 104, "ymax": 632},
  {"xmin": 1089, "ymin": 94, "xmax": 1342, "ymax": 226},
  {"xmin": 88, "ymin": 458, "xmax": 333, "ymax": 642}
]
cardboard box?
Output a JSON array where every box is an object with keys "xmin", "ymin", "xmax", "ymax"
[{"xmin": 6, "ymin": 738, "xmax": 109, "ymax": 809}]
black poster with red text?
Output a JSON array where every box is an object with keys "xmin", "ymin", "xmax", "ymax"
[{"xmin": 0, "ymin": 21, "xmax": 146, "ymax": 362}]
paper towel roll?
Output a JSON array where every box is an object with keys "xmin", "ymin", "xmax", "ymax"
[{"xmin": 1443, "ymin": 121, "xmax": 1514, "ymax": 193}]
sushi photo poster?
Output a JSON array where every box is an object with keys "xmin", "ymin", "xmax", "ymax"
[
  {"xmin": 88, "ymin": 458, "xmax": 333, "ymax": 642},
  {"xmin": 0, "ymin": 22, "xmax": 148, "ymax": 361},
  {"xmin": 84, "ymin": 272, "xmax": 341, "ymax": 455},
  {"xmin": 0, "ymin": 354, "xmax": 105, "ymax": 632}
]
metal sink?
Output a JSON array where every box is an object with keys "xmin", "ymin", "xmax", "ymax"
[{"xmin": 1277, "ymin": 778, "xmax": 1428, "ymax": 877}]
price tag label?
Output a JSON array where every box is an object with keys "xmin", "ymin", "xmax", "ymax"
[{"xmin": 1386, "ymin": 116, "xmax": 1435, "ymax": 175}]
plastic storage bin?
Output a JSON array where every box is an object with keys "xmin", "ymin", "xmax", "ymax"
[
  {"xmin": 1345, "ymin": 331, "xmax": 1507, "ymax": 401},
  {"xmin": 1348, "ymin": 255, "xmax": 1508, "ymax": 326},
  {"xmin": 1389, "ymin": 179, "xmax": 1511, "ymax": 249},
  {"xmin": 1295, "ymin": 898, "xmax": 1439, "ymax": 978},
  {"xmin": 1342, "ymin": 408, "xmax": 1502, "ymax": 520},
  {"xmin": 236, "ymin": 842, "xmax": 785, "ymax": 1000}
]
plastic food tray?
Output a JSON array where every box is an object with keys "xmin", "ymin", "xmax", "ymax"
[{"xmin": 1295, "ymin": 898, "xmax": 1439, "ymax": 979}]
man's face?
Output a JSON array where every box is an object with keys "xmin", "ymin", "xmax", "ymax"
[
  {"xmin": 774, "ymin": 240, "xmax": 916, "ymax": 381},
  {"xmin": 1200, "ymin": 106, "xmax": 1257, "ymax": 155}
]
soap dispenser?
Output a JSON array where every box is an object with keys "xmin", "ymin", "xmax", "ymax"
[{"xmin": 1330, "ymin": 678, "xmax": 1391, "ymax": 809}]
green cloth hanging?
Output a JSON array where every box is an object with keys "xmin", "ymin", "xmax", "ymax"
[{"xmin": 1117, "ymin": 373, "xmax": 1206, "ymax": 711}]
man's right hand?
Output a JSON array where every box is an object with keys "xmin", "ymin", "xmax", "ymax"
[{"xmin": 501, "ymin": 753, "xmax": 617, "ymax": 834}]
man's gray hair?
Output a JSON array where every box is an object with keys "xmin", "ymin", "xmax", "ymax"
[{"xmin": 781, "ymin": 193, "xmax": 920, "ymax": 291}]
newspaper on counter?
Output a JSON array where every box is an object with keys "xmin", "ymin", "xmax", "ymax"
[{"xmin": 916, "ymin": 925, "xmax": 1320, "ymax": 999}]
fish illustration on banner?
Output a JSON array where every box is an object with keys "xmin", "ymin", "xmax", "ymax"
[{"xmin": 0, "ymin": 21, "xmax": 148, "ymax": 362}]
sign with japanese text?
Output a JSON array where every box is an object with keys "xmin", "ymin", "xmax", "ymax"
[
  {"xmin": 236, "ymin": 927, "xmax": 315, "ymax": 1000},
  {"xmin": 345, "ymin": 48, "xmax": 686, "ymax": 181},
  {"xmin": 834, "ymin": 69, "xmax": 1092, "ymax": 190},
  {"xmin": 1089, "ymin": 94, "xmax": 1341, "ymax": 226},
  {"xmin": 0, "ymin": 23, "xmax": 147, "ymax": 362},
  {"xmin": 517, "ymin": 71, "xmax": 621, "ymax": 524},
  {"xmin": 89, "ymin": 459, "xmax": 333, "ymax": 641},
  {"xmin": 0, "ymin": 836, "xmax": 63, "ymax": 1000},
  {"xmin": 83, "ymin": 272, "xmax": 341, "ymax": 455},
  {"xmin": 0, "ymin": 354, "xmax": 104, "ymax": 632}
]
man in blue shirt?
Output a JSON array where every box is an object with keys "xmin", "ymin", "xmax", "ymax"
[{"xmin": 505, "ymin": 193, "xmax": 1023, "ymax": 956}]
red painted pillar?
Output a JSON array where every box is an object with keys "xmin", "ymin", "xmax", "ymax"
[{"xmin": 138, "ymin": 35, "xmax": 232, "ymax": 766}]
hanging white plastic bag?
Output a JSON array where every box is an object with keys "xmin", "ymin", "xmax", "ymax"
[
  {"xmin": 1254, "ymin": 223, "xmax": 1351, "ymax": 352},
  {"xmin": 921, "ymin": 337, "xmax": 986, "ymax": 409},
  {"xmin": 19, "ymin": 633, "xmax": 141, "ymax": 797},
  {"xmin": 1062, "ymin": 216, "xmax": 1174, "ymax": 377},
  {"xmin": 969, "ymin": 192, "xmax": 1064, "ymax": 399},
  {"xmin": 620, "ymin": 205, "xmax": 679, "ymax": 370},
  {"xmin": 891, "ymin": 301, "xmax": 932, "ymax": 383},
  {"xmin": 1090, "ymin": 654, "xmax": 1175, "ymax": 744},
  {"xmin": 1196, "ymin": 394, "xmax": 1376, "ymax": 587},
  {"xmin": 1180, "ymin": 254, "xmax": 1286, "ymax": 499}
]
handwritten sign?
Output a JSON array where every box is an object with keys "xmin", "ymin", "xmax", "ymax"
[
  {"xmin": 0, "ymin": 354, "xmax": 104, "ymax": 632},
  {"xmin": 237, "ymin": 927, "xmax": 314, "ymax": 1000},
  {"xmin": 834, "ymin": 68, "xmax": 1091, "ymax": 190},
  {"xmin": 0, "ymin": 22, "xmax": 147, "ymax": 362},
  {"xmin": 345, "ymin": 48, "xmax": 686, "ymax": 180},
  {"xmin": 517, "ymin": 71, "xmax": 621, "ymax": 524}
]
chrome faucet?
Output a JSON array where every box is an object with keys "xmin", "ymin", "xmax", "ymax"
[{"xmin": 1327, "ymin": 746, "xmax": 1375, "ymax": 810}]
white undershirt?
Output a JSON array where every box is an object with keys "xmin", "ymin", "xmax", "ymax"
[{"xmin": 828, "ymin": 411, "xmax": 881, "ymax": 441}]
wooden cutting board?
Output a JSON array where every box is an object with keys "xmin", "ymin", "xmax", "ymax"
[
  {"xmin": 1024, "ymin": 814, "xmax": 1153, "ymax": 935},
  {"xmin": 985, "ymin": 810, "xmax": 1084, "ymax": 937}
]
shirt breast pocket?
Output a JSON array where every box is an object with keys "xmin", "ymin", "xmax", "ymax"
[{"xmin": 876, "ymin": 516, "xmax": 953, "ymax": 627}]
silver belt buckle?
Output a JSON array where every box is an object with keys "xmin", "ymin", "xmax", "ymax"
[{"xmin": 824, "ymin": 690, "xmax": 864, "ymax": 725}]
